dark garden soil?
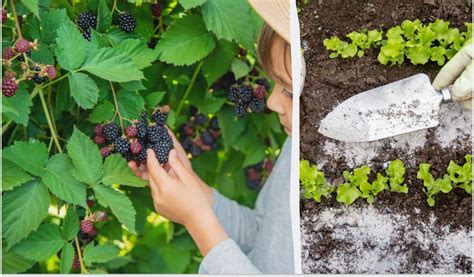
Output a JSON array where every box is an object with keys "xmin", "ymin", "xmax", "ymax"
[{"xmin": 298, "ymin": 0, "xmax": 472, "ymax": 274}]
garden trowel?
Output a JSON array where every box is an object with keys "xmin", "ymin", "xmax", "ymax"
[{"xmin": 318, "ymin": 73, "xmax": 471, "ymax": 142}]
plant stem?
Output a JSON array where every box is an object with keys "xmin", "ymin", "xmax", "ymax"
[
  {"xmin": 74, "ymin": 236, "xmax": 88, "ymax": 274},
  {"xmin": 109, "ymin": 82, "xmax": 124, "ymax": 132},
  {"xmin": 40, "ymin": 72, "xmax": 69, "ymax": 89},
  {"xmin": 9, "ymin": 0, "xmax": 22, "ymax": 39},
  {"xmin": 38, "ymin": 88, "xmax": 63, "ymax": 153},
  {"xmin": 176, "ymin": 60, "xmax": 203, "ymax": 116},
  {"xmin": 2, "ymin": 120, "xmax": 13, "ymax": 134}
]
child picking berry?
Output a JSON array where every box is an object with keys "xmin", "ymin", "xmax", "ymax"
[{"xmin": 128, "ymin": 0, "xmax": 296, "ymax": 274}]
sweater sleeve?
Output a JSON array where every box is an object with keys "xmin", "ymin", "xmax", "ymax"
[
  {"xmin": 198, "ymin": 239, "xmax": 261, "ymax": 274},
  {"xmin": 211, "ymin": 189, "xmax": 260, "ymax": 253}
]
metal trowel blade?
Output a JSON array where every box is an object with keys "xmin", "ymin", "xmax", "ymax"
[{"xmin": 318, "ymin": 74, "xmax": 443, "ymax": 142}]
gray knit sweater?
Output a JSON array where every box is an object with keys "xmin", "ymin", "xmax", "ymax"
[{"xmin": 198, "ymin": 138, "xmax": 294, "ymax": 274}]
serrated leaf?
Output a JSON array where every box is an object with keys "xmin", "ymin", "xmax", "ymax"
[
  {"xmin": 12, "ymin": 224, "xmax": 65, "ymax": 261},
  {"xmin": 2, "ymin": 89, "xmax": 33, "ymax": 126},
  {"xmin": 88, "ymin": 100, "xmax": 115, "ymax": 123},
  {"xmin": 20, "ymin": 0, "xmax": 39, "ymax": 17},
  {"xmin": 97, "ymin": 0, "xmax": 112, "ymax": 32},
  {"xmin": 42, "ymin": 154, "xmax": 87, "ymax": 206},
  {"xmin": 202, "ymin": 0, "xmax": 255, "ymax": 48},
  {"xmin": 62, "ymin": 206, "xmax": 80, "ymax": 241},
  {"xmin": 41, "ymin": 9, "xmax": 69, "ymax": 45},
  {"xmin": 82, "ymin": 48, "xmax": 144, "ymax": 82},
  {"xmin": 55, "ymin": 21, "xmax": 87, "ymax": 71},
  {"xmin": 216, "ymin": 106, "xmax": 246, "ymax": 149},
  {"xmin": 3, "ymin": 140, "xmax": 48, "ymax": 177},
  {"xmin": 83, "ymin": 243, "xmax": 119, "ymax": 266},
  {"xmin": 67, "ymin": 127, "xmax": 103, "ymax": 186},
  {"xmin": 202, "ymin": 40, "xmax": 238, "ymax": 86},
  {"xmin": 93, "ymin": 185, "xmax": 136, "ymax": 234},
  {"xmin": 3, "ymin": 180, "xmax": 50, "ymax": 248},
  {"xmin": 145, "ymin": 91, "xmax": 166, "ymax": 110},
  {"xmin": 2, "ymin": 250, "xmax": 35, "ymax": 273},
  {"xmin": 2, "ymin": 159, "xmax": 34, "ymax": 191},
  {"xmin": 117, "ymin": 89, "xmax": 145, "ymax": 120},
  {"xmin": 180, "ymin": 0, "xmax": 207, "ymax": 9},
  {"xmin": 116, "ymin": 39, "xmax": 160, "ymax": 69},
  {"xmin": 231, "ymin": 58, "xmax": 250, "ymax": 80},
  {"xmin": 102, "ymin": 154, "xmax": 147, "ymax": 187},
  {"xmin": 68, "ymin": 72, "xmax": 100, "ymax": 109},
  {"xmin": 156, "ymin": 15, "xmax": 216, "ymax": 66},
  {"xmin": 60, "ymin": 243, "xmax": 75, "ymax": 274}
]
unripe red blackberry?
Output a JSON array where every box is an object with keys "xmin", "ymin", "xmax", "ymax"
[
  {"xmin": 2, "ymin": 76, "xmax": 18, "ymax": 97},
  {"xmin": 130, "ymin": 140, "xmax": 142, "ymax": 155},
  {"xmin": 151, "ymin": 3, "xmax": 163, "ymax": 17},
  {"xmin": 253, "ymin": 85, "xmax": 267, "ymax": 99},
  {"xmin": 1, "ymin": 9, "xmax": 6, "ymax": 24},
  {"xmin": 72, "ymin": 256, "xmax": 81, "ymax": 270},
  {"xmin": 183, "ymin": 125, "xmax": 194, "ymax": 136},
  {"xmin": 46, "ymin": 65, "xmax": 57, "ymax": 79},
  {"xmin": 2, "ymin": 47, "xmax": 15, "ymax": 60},
  {"xmin": 100, "ymin": 146, "xmax": 111, "ymax": 158},
  {"xmin": 93, "ymin": 135, "xmax": 105, "ymax": 145},
  {"xmin": 94, "ymin": 124, "xmax": 104, "ymax": 136},
  {"xmin": 15, "ymin": 39, "xmax": 30, "ymax": 53},
  {"xmin": 125, "ymin": 125, "xmax": 137, "ymax": 138},
  {"xmin": 263, "ymin": 159, "xmax": 274, "ymax": 172},
  {"xmin": 80, "ymin": 219, "xmax": 95, "ymax": 234},
  {"xmin": 87, "ymin": 199, "xmax": 95, "ymax": 208}
]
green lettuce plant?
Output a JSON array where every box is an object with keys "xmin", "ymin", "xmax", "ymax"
[
  {"xmin": 386, "ymin": 159, "xmax": 408, "ymax": 193},
  {"xmin": 300, "ymin": 160, "xmax": 333, "ymax": 203},
  {"xmin": 447, "ymin": 154, "xmax": 472, "ymax": 194},
  {"xmin": 417, "ymin": 163, "xmax": 453, "ymax": 207}
]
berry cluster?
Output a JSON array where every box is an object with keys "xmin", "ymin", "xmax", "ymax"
[
  {"xmin": 228, "ymin": 81, "xmax": 268, "ymax": 117},
  {"xmin": 118, "ymin": 12, "xmax": 136, "ymax": 33},
  {"xmin": 178, "ymin": 108, "xmax": 220, "ymax": 157},
  {"xmin": 93, "ymin": 107, "xmax": 173, "ymax": 164},
  {"xmin": 2, "ymin": 39, "xmax": 56, "ymax": 97},
  {"xmin": 245, "ymin": 159, "xmax": 274, "ymax": 190},
  {"xmin": 77, "ymin": 10, "xmax": 97, "ymax": 41}
]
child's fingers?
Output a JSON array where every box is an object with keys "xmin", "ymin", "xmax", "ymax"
[
  {"xmin": 168, "ymin": 149, "xmax": 195, "ymax": 182},
  {"xmin": 128, "ymin": 161, "xmax": 141, "ymax": 177},
  {"xmin": 146, "ymin": 149, "xmax": 172, "ymax": 188},
  {"xmin": 166, "ymin": 127, "xmax": 191, "ymax": 166}
]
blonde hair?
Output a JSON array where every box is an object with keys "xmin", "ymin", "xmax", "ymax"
[{"xmin": 256, "ymin": 23, "xmax": 292, "ymax": 87}]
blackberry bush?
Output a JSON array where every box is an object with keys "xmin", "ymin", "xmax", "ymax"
[{"xmin": 2, "ymin": 0, "xmax": 285, "ymax": 274}]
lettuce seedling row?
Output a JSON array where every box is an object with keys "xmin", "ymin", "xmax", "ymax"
[{"xmin": 298, "ymin": 0, "xmax": 472, "ymax": 274}]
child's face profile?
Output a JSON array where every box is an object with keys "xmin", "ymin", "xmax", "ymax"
[{"xmin": 266, "ymin": 36, "xmax": 293, "ymax": 136}]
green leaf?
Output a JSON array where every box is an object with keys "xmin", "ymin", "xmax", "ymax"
[
  {"xmin": 41, "ymin": 9, "xmax": 69, "ymax": 45},
  {"xmin": 2, "ymin": 250, "xmax": 35, "ymax": 273},
  {"xmin": 60, "ymin": 243, "xmax": 75, "ymax": 274},
  {"xmin": 427, "ymin": 197, "xmax": 435, "ymax": 207},
  {"xmin": 20, "ymin": 0, "xmax": 39, "ymax": 17},
  {"xmin": 407, "ymin": 46, "xmax": 431, "ymax": 65},
  {"xmin": 93, "ymin": 185, "xmax": 137, "ymax": 234},
  {"xmin": 97, "ymin": 0, "xmax": 112, "ymax": 32},
  {"xmin": 336, "ymin": 183, "xmax": 361, "ymax": 205},
  {"xmin": 83, "ymin": 243, "xmax": 120, "ymax": 266},
  {"xmin": 82, "ymin": 48, "xmax": 144, "ymax": 82},
  {"xmin": 216, "ymin": 106, "xmax": 246, "ymax": 149},
  {"xmin": 3, "ymin": 140, "xmax": 48, "ymax": 177},
  {"xmin": 198, "ymin": 96, "xmax": 226, "ymax": 114},
  {"xmin": 88, "ymin": 100, "xmax": 115, "ymax": 123},
  {"xmin": 155, "ymin": 15, "xmax": 216, "ymax": 66},
  {"xmin": 55, "ymin": 21, "xmax": 87, "ymax": 71},
  {"xmin": 202, "ymin": 0, "xmax": 255, "ymax": 48},
  {"xmin": 116, "ymin": 39, "xmax": 160, "ymax": 69},
  {"xmin": 2, "ymin": 159, "xmax": 34, "ymax": 191},
  {"xmin": 145, "ymin": 92, "xmax": 166, "ymax": 110},
  {"xmin": 180, "ymin": 0, "xmax": 207, "ymax": 9},
  {"xmin": 12, "ymin": 224, "xmax": 65, "ymax": 261},
  {"xmin": 417, "ymin": 163, "xmax": 434, "ymax": 186},
  {"xmin": 324, "ymin": 37, "xmax": 343, "ymax": 51},
  {"xmin": 202, "ymin": 40, "xmax": 238, "ymax": 86},
  {"xmin": 62, "ymin": 206, "xmax": 80, "ymax": 241},
  {"xmin": 2, "ymin": 89, "xmax": 32, "ymax": 126},
  {"xmin": 231, "ymin": 58, "xmax": 250, "ymax": 80},
  {"xmin": 68, "ymin": 72, "xmax": 100, "ymax": 109},
  {"xmin": 3, "ymin": 180, "xmax": 50, "ymax": 249},
  {"xmin": 102, "ymin": 154, "xmax": 147, "ymax": 187},
  {"xmin": 42, "ymin": 154, "xmax": 87, "ymax": 207},
  {"xmin": 117, "ymin": 89, "xmax": 145, "ymax": 120},
  {"xmin": 67, "ymin": 127, "xmax": 103, "ymax": 186}
]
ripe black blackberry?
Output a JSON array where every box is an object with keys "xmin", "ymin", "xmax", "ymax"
[
  {"xmin": 200, "ymin": 130, "xmax": 214, "ymax": 145},
  {"xmin": 248, "ymin": 98, "xmax": 265, "ymax": 113},
  {"xmin": 16, "ymin": 49, "xmax": 31, "ymax": 62},
  {"xmin": 228, "ymin": 84, "xmax": 253, "ymax": 104},
  {"xmin": 234, "ymin": 102, "xmax": 247, "ymax": 117},
  {"xmin": 77, "ymin": 10, "xmax": 97, "ymax": 30},
  {"xmin": 103, "ymin": 123, "xmax": 120, "ymax": 142},
  {"xmin": 33, "ymin": 74, "xmax": 48, "ymax": 84},
  {"xmin": 209, "ymin": 117, "xmax": 219, "ymax": 130},
  {"xmin": 140, "ymin": 111, "xmax": 148, "ymax": 121},
  {"xmin": 195, "ymin": 113, "xmax": 207, "ymax": 125},
  {"xmin": 118, "ymin": 12, "xmax": 136, "ymax": 33},
  {"xmin": 82, "ymin": 28, "xmax": 92, "ymax": 41},
  {"xmin": 148, "ymin": 142, "xmax": 169, "ymax": 164},
  {"xmin": 114, "ymin": 137, "xmax": 130, "ymax": 155},
  {"xmin": 147, "ymin": 124, "xmax": 166, "ymax": 143},
  {"xmin": 152, "ymin": 110, "xmax": 168, "ymax": 126},
  {"xmin": 256, "ymin": 78, "xmax": 271, "ymax": 91},
  {"xmin": 148, "ymin": 38, "xmax": 158, "ymax": 49},
  {"xmin": 135, "ymin": 148, "xmax": 147, "ymax": 162},
  {"xmin": 136, "ymin": 120, "xmax": 148, "ymax": 139}
]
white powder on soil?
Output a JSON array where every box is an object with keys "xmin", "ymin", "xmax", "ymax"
[
  {"xmin": 301, "ymin": 205, "xmax": 472, "ymax": 274},
  {"xmin": 319, "ymin": 102, "xmax": 471, "ymax": 168}
]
